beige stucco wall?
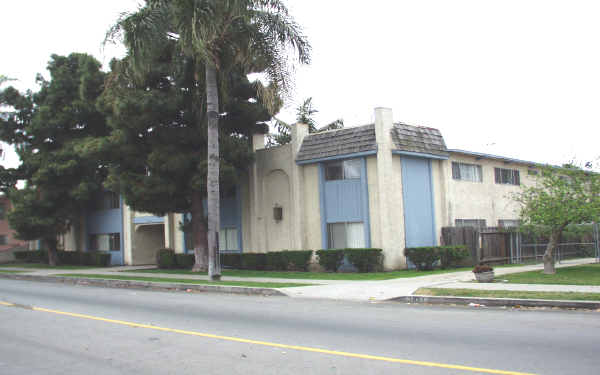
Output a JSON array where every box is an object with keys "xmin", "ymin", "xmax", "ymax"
[
  {"xmin": 302, "ymin": 163, "xmax": 322, "ymax": 250},
  {"xmin": 445, "ymin": 152, "xmax": 536, "ymax": 227},
  {"xmin": 132, "ymin": 224, "xmax": 164, "ymax": 265}
]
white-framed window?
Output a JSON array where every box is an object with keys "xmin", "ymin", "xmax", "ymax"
[
  {"xmin": 498, "ymin": 219, "xmax": 520, "ymax": 228},
  {"xmin": 327, "ymin": 222, "xmax": 365, "ymax": 249},
  {"xmin": 89, "ymin": 233, "xmax": 120, "ymax": 251},
  {"xmin": 219, "ymin": 228, "xmax": 239, "ymax": 251},
  {"xmin": 452, "ymin": 162, "xmax": 482, "ymax": 182},
  {"xmin": 495, "ymin": 168, "xmax": 520, "ymax": 185},
  {"xmin": 325, "ymin": 159, "xmax": 361, "ymax": 181},
  {"xmin": 455, "ymin": 219, "xmax": 486, "ymax": 229},
  {"xmin": 94, "ymin": 192, "xmax": 120, "ymax": 210}
]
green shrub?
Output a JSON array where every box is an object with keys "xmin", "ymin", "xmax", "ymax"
[
  {"xmin": 175, "ymin": 254, "xmax": 195, "ymax": 269},
  {"xmin": 404, "ymin": 247, "xmax": 441, "ymax": 271},
  {"xmin": 282, "ymin": 250, "xmax": 313, "ymax": 271},
  {"xmin": 87, "ymin": 251, "xmax": 111, "ymax": 267},
  {"xmin": 439, "ymin": 246, "xmax": 469, "ymax": 269},
  {"xmin": 316, "ymin": 250, "xmax": 345, "ymax": 272},
  {"xmin": 265, "ymin": 252, "xmax": 287, "ymax": 270},
  {"xmin": 156, "ymin": 248, "xmax": 177, "ymax": 269},
  {"xmin": 240, "ymin": 253, "xmax": 266, "ymax": 270},
  {"xmin": 221, "ymin": 253, "xmax": 242, "ymax": 269},
  {"xmin": 264, "ymin": 250, "xmax": 313, "ymax": 271},
  {"xmin": 57, "ymin": 251, "xmax": 85, "ymax": 265},
  {"xmin": 14, "ymin": 250, "xmax": 48, "ymax": 263},
  {"xmin": 343, "ymin": 248, "xmax": 383, "ymax": 272}
]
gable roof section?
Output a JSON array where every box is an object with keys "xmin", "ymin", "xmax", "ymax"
[
  {"xmin": 392, "ymin": 123, "xmax": 448, "ymax": 157},
  {"xmin": 295, "ymin": 122, "xmax": 448, "ymax": 163},
  {"xmin": 296, "ymin": 125, "xmax": 377, "ymax": 162}
]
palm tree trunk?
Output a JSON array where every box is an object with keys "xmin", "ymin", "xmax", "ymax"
[
  {"xmin": 205, "ymin": 63, "xmax": 221, "ymax": 280},
  {"xmin": 191, "ymin": 190, "xmax": 208, "ymax": 272}
]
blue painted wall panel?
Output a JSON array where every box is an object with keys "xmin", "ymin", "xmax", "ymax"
[
  {"xmin": 85, "ymin": 196, "xmax": 124, "ymax": 266},
  {"xmin": 324, "ymin": 180, "xmax": 362, "ymax": 223},
  {"xmin": 401, "ymin": 157, "xmax": 436, "ymax": 248}
]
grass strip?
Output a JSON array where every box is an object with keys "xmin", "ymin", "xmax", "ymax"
[
  {"xmin": 57, "ymin": 274, "xmax": 313, "ymax": 288},
  {"xmin": 131, "ymin": 267, "xmax": 474, "ymax": 280},
  {"xmin": 0, "ymin": 269, "xmax": 26, "ymax": 274},
  {"xmin": 0, "ymin": 263, "xmax": 101, "ymax": 270},
  {"xmin": 498, "ymin": 263, "xmax": 600, "ymax": 286},
  {"xmin": 415, "ymin": 287, "xmax": 600, "ymax": 301}
]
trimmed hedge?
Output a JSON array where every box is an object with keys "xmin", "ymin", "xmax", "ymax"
[
  {"xmin": 156, "ymin": 248, "xmax": 177, "ymax": 269},
  {"xmin": 315, "ymin": 250, "xmax": 345, "ymax": 272},
  {"xmin": 317, "ymin": 249, "xmax": 383, "ymax": 272},
  {"xmin": 221, "ymin": 253, "xmax": 242, "ymax": 269},
  {"xmin": 241, "ymin": 253, "xmax": 267, "ymax": 270},
  {"xmin": 439, "ymin": 246, "xmax": 469, "ymax": 269},
  {"xmin": 266, "ymin": 250, "xmax": 313, "ymax": 271},
  {"xmin": 404, "ymin": 246, "xmax": 469, "ymax": 271},
  {"xmin": 344, "ymin": 248, "xmax": 383, "ymax": 272},
  {"xmin": 175, "ymin": 253, "xmax": 195, "ymax": 269},
  {"xmin": 13, "ymin": 250, "xmax": 110, "ymax": 267}
]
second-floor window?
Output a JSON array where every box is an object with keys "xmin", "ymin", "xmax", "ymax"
[
  {"xmin": 325, "ymin": 159, "xmax": 361, "ymax": 181},
  {"xmin": 495, "ymin": 168, "xmax": 520, "ymax": 185},
  {"xmin": 94, "ymin": 192, "xmax": 120, "ymax": 210},
  {"xmin": 452, "ymin": 162, "xmax": 482, "ymax": 182}
]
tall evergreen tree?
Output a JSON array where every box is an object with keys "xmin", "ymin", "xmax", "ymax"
[
  {"xmin": 108, "ymin": 0, "xmax": 310, "ymax": 279},
  {"xmin": 97, "ymin": 39, "xmax": 271, "ymax": 271},
  {"xmin": 0, "ymin": 54, "xmax": 109, "ymax": 265}
]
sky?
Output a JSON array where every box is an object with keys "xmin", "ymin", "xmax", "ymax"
[{"xmin": 1, "ymin": 0, "xmax": 599, "ymax": 169}]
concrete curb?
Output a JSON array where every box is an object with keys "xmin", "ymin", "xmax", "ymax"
[
  {"xmin": 390, "ymin": 295, "xmax": 600, "ymax": 309},
  {"xmin": 0, "ymin": 273, "xmax": 286, "ymax": 297}
]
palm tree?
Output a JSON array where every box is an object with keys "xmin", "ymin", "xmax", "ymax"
[{"xmin": 108, "ymin": 0, "xmax": 310, "ymax": 279}]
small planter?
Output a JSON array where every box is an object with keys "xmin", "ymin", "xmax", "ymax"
[{"xmin": 474, "ymin": 271, "xmax": 495, "ymax": 283}]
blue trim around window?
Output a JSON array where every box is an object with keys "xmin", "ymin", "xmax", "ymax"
[
  {"xmin": 319, "ymin": 157, "xmax": 371, "ymax": 249},
  {"xmin": 360, "ymin": 157, "xmax": 371, "ymax": 247},
  {"xmin": 391, "ymin": 150, "xmax": 448, "ymax": 160},
  {"xmin": 318, "ymin": 163, "xmax": 328, "ymax": 249},
  {"xmin": 428, "ymin": 159, "xmax": 438, "ymax": 245},
  {"xmin": 133, "ymin": 215, "xmax": 164, "ymax": 225},
  {"xmin": 297, "ymin": 150, "xmax": 377, "ymax": 165}
]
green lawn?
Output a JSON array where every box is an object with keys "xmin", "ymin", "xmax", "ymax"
[
  {"xmin": 57, "ymin": 274, "xmax": 313, "ymax": 288},
  {"xmin": 129, "ymin": 267, "xmax": 474, "ymax": 280},
  {"xmin": 0, "ymin": 263, "xmax": 102, "ymax": 270},
  {"xmin": 499, "ymin": 263, "xmax": 600, "ymax": 286},
  {"xmin": 415, "ymin": 287, "xmax": 600, "ymax": 302},
  {"xmin": 0, "ymin": 269, "xmax": 26, "ymax": 274}
]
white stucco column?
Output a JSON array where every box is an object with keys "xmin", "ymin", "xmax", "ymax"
[
  {"xmin": 374, "ymin": 107, "xmax": 402, "ymax": 268},
  {"xmin": 290, "ymin": 123, "xmax": 309, "ymax": 249}
]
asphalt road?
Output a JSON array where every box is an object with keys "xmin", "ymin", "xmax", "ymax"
[{"xmin": 0, "ymin": 280, "xmax": 598, "ymax": 375}]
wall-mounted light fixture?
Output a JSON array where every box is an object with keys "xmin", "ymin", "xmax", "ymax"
[{"xmin": 273, "ymin": 204, "xmax": 283, "ymax": 221}]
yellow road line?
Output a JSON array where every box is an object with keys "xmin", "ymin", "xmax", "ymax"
[{"xmin": 1, "ymin": 302, "xmax": 536, "ymax": 375}]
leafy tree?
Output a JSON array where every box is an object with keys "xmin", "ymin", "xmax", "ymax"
[
  {"xmin": 97, "ymin": 38, "xmax": 271, "ymax": 271},
  {"xmin": 108, "ymin": 0, "xmax": 310, "ymax": 279},
  {"xmin": 0, "ymin": 54, "xmax": 109, "ymax": 265},
  {"xmin": 268, "ymin": 97, "xmax": 344, "ymax": 146},
  {"xmin": 515, "ymin": 165, "xmax": 600, "ymax": 274}
]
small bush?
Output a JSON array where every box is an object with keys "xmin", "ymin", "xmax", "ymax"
[
  {"xmin": 221, "ymin": 253, "xmax": 242, "ymax": 269},
  {"xmin": 316, "ymin": 250, "xmax": 345, "ymax": 272},
  {"xmin": 87, "ymin": 251, "xmax": 111, "ymax": 267},
  {"xmin": 240, "ymin": 253, "xmax": 267, "ymax": 270},
  {"xmin": 404, "ymin": 247, "xmax": 441, "ymax": 271},
  {"xmin": 265, "ymin": 250, "xmax": 313, "ymax": 271},
  {"xmin": 282, "ymin": 250, "xmax": 313, "ymax": 271},
  {"xmin": 473, "ymin": 264, "xmax": 493, "ymax": 273},
  {"xmin": 343, "ymin": 248, "xmax": 383, "ymax": 272},
  {"xmin": 175, "ymin": 254, "xmax": 195, "ymax": 269},
  {"xmin": 14, "ymin": 250, "xmax": 48, "ymax": 263},
  {"xmin": 265, "ymin": 252, "xmax": 287, "ymax": 270},
  {"xmin": 156, "ymin": 248, "xmax": 177, "ymax": 269},
  {"xmin": 439, "ymin": 246, "xmax": 470, "ymax": 269}
]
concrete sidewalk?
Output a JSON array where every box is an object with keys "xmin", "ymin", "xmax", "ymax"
[{"xmin": 1, "ymin": 257, "xmax": 597, "ymax": 302}]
